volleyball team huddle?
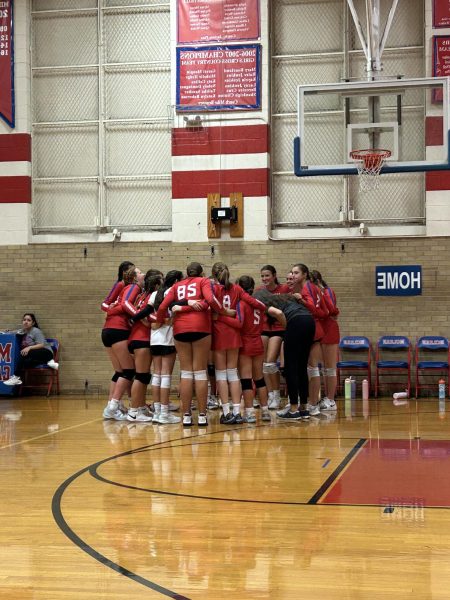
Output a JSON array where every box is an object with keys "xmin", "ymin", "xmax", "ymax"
[{"xmin": 101, "ymin": 260, "xmax": 340, "ymax": 427}]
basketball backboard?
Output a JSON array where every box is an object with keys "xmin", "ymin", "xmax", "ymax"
[{"xmin": 294, "ymin": 77, "xmax": 450, "ymax": 177}]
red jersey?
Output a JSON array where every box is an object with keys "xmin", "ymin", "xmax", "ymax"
[
  {"xmin": 102, "ymin": 281, "xmax": 125, "ymax": 329},
  {"xmin": 128, "ymin": 292, "xmax": 156, "ymax": 343},
  {"xmin": 104, "ymin": 283, "xmax": 141, "ymax": 330},
  {"xmin": 256, "ymin": 283, "xmax": 289, "ymax": 332},
  {"xmin": 156, "ymin": 277, "xmax": 222, "ymax": 335},
  {"xmin": 321, "ymin": 286, "xmax": 340, "ymax": 345},
  {"xmin": 212, "ymin": 283, "xmax": 265, "ymax": 351},
  {"xmin": 239, "ymin": 300, "xmax": 264, "ymax": 356},
  {"xmin": 300, "ymin": 281, "xmax": 329, "ymax": 341}
]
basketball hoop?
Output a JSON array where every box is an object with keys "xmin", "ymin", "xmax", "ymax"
[{"xmin": 350, "ymin": 148, "xmax": 391, "ymax": 192}]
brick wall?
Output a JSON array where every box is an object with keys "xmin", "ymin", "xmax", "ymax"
[{"xmin": 0, "ymin": 238, "xmax": 448, "ymax": 393}]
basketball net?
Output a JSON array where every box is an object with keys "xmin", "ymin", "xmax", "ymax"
[{"xmin": 350, "ymin": 149, "xmax": 391, "ymax": 192}]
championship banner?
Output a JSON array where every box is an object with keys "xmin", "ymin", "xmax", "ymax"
[
  {"xmin": 176, "ymin": 44, "xmax": 261, "ymax": 111},
  {"xmin": 432, "ymin": 36, "xmax": 450, "ymax": 103},
  {"xmin": 177, "ymin": 0, "xmax": 260, "ymax": 44},
  {"xmin": 433, "ymin": 0, "xmax": 450, "ymax": 27},
  {"xmin": 0, "ymin": 0, "xmax": 14, "ymax": 128}
]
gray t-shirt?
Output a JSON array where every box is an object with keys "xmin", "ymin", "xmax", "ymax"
[{"xmin": 21, "ymin": 327, "xmax": 52, "ymax": 353}]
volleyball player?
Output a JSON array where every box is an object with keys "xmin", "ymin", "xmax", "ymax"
[
  {"xmin": 287, "ymin": 263, "xmax": 329, "ymax": 417},
  {"xmin": 126, "ymin": 272, "xmax": 162, "ymax": 422},
  {"xmin": 253, "ymin": 290, "xmax": 315, "ymax": 420},
  {"xmin": 102, "ymin": 266, "xmax": 143, "ymax": 420},
  {"xmin": 155, "ymin": 262, "xmax": 227, "ymax": 427},
  {"xmin": 101, "ymin": 260, "xmax": 134, "ymax": 415},
  {"xmin": 311, "ymin": 270, "xmax": 339, "ymax": 412},
  {"xmin": 258, "ymin": 265, "xmax": 289, "ymax": 410},
  {"xmin": 237, "ymin": 276, "xmax": 270, "ymax": 423},
  {"xmin": 149, "ymin": 270, "xmax": 183, "ymax": 425},
  {"xmin": 210, "ymin": 262, "xmax": 266, "ymax": 425}
]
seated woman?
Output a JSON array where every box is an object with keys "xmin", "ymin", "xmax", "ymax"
[{"xmin": 3, "ymin": 313, "xmax": 58, "ymax": 386}]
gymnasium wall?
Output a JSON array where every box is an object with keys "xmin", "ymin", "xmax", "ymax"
[{"xmin": 0, "ymin": 238, "xmax": 448, "ymax": 394}]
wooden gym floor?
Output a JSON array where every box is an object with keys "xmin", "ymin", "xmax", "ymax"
[{"xmin": 1, "ymin": 393, "xmax": 450, "ymax": 599}]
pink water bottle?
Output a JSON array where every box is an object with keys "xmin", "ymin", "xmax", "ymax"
[{"xmin": 362, "ymin": 379, "xmax": 369, "ymax": 401}]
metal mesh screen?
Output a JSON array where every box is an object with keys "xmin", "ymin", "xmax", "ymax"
[
  {"xmin": 105, "ymin": 123, "xmax": 171, "ymax": 176},
  {"xmin": 271, "ymin": 0, "xmax": 426, "ymax": 229},
  {"xmin": 105, "ymin": 65, "xmax": 170, "ymax": 120},
  {"xmin": 33, "ymin": 125, "xmax": 99, "ymax": 178},
  {"xmin": 104, "ymin": 7, "xmax": 170, "ymax": 64},
  {"xmin": 33, "ymin": 68, "xmax": 98, "ymax": 123},
  {"xmin": 105, "ymin": 179, "xmax": 172, "ymax": 229},
  {"xmin": 32, "ymin": 1, "xmax": 172, "ymax": 233},
  {"xmin": 32, "ymin": 181, "xmax": 99, "ymax": 230},
  {"xmin": 32, "ymin": 12, "xmax": 98, "ymax": 68}
]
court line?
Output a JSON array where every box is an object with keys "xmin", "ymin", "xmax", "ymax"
[
  {"xmin": 307, "ymin": 438, "xmax": 367, "ymax": 504},
  {"xmin": 0, "ymin": 417, "xmax": 104, "ymax": 451}
]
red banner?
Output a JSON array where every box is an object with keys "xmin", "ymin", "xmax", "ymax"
[
  {"xmin": 434, "ymin": 0, "xmax": 450, "ymax": 27},
  {"xmin": 0, "ymin": 0, "xmax": 14, "ymax": 128},
  {"xmin": 176, "ymin": 45, "xmax": 261, "ymax": 111},
  {"xmin": 178, "ymin": 0, "xmax": 260, "ymax": 44},
  {"xmin": 433, "ymin": 36, "xmax": 450, "ymax": 103}
]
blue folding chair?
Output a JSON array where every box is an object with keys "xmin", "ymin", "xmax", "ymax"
[
  {"xmin": 337, "ymin": 336, "xmax": 371, "ymax": 396},
  {"xmin": 415, "ymin": 336, "xmax": 449, "ymax": 398},
  {"xmin": 375, "ymin": 336, "xmax": 411, "ymax": 398}
]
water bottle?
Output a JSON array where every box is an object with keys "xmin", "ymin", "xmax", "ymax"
[
  {"xmin": 362, "ymin": 379, "xmax": 369, "ymax": 401},
  {"xmin": 439, "ymin": 379, "xmax": 446, "ymax": 400},
  {"xmin": 350, "ymin": 377, "xmax": 356, "ymax": 399},
  {"xmin": 344, "ymin": 378, "xmax": 351, "ymax": 400},
  {"xmin": 393, "ymin": 391, "xmax": 408, "ymax": 400}
]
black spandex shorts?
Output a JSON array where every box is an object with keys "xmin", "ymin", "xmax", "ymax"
[
  {"xmin": 151, "ymin": 345, "xmax": 176, "ymax": 356},
  {"xmin": 262, "ymin": 330, "xmax": 285, "ymax": 339},
  {"xmin": 128, "ymin": 340, "xmax": 151, "ymax": 353},
  {"xmin": 174, "ymin": 332, "xmax": 210, "ymax": 343},
  {"xmin": 101, "ymin": 328, "xmax": 130, "ymax": 348}
]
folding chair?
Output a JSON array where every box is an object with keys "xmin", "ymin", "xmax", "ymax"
[
  {"xmin": 415, "ymin": 336, "xmax": 449, "ymax": 398},
  {"xmin": 375, "ymin": 336, "xmax": 411, "ymax": 398},
  {"xmin": 20, "ymin": 338, "xmax": 60, "ymax": 396},
  {"xmin": 337, "ymin": 336, "xmax": 371, "ymax": 396}
]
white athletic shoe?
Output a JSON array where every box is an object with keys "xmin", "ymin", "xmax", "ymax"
[
  {"xmin": 276, "ymin": 404, "xmax": 292, "ymax": 417},
  {"xmin": 319, "ymin": 397, "xmax": 337, "ymax": 412},
  {"xmin": 47, "ymin": 359, "xmax": 59, "ymax": 370},
  {"xmin": 207, "ymin": 395, "xmax": 220, "ymax": 410},
  {"xmin": 159, "ymin": 412, "xmax": 181, "ymax": 424},
  {"xmin": 2, "ymin": 375, "xmax": 22, "ymax": 386},
  {"xmin": 152, "ymin": 411, "xmax": 161, "ymax": 423},
  {"xmin": 306, "ymin": 403, "xmax": 321, "ymax": 416},
  {"xmin": 268, "ymin": 392, "xmax": 280, "ymax": 410},
  {"xmin": 168, "ymin": 401, "xmax": 179, "ymax": 411},
  {"xmin": 127, "ymin": 407, "xmax": 153, "ymax": 422}
]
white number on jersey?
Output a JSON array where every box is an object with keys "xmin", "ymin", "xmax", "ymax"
[
  {"xmin": 222, "ymin": 294, "xmax": 231, "ymax": 309},
  {"xmin": 177, "ymin": 283, "xmax": 197, "ymax": 300},
  {"xmin": 253, "ymin": 309, "xmax": 261, "ymax": 325}
]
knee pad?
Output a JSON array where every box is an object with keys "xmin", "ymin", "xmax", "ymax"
[
  {"xmin": 263, "ymin": 362, "xmax": 279, "ymax": 374},
  {"xmin": 111, "ymin": 371, "xmax": 122, "ymax": 383},
  {"xmin": 215, "ymin": 369, "xmax": 227, "ymax": 381},
  {"xmin": 194, "ymin": 370, "xmax": 208, "ymax": 381},
  {"xmin": 324, "ymin": 368, "xmax": 336, "ymax": 377},
  {"xmin": 226, "ymin": 368, "xmax": 240, "ymax": 382},
  {"xmin": 160, "ymin": 374, "xmax": 171, "ymax": 389},
  {"xmin": 122, "ymin": 369, "xmax": 135, "ymax": 381},
  {"xmin": 255, "ymin": 378, "xmax": 266, "ymax": 389},
  {"xmin": 240, "ymin": 378, "xmax": 253, "ymax": 391},
  {"xmin": 207, "ymin": 363, "xmax": 215, "ymax": 377},
  {"xmin": 152, "ymin": 374, "xmax": 161, "ymax": 387},
  {"xmin": 307, "ymin": 365, "xmax": 321, "ymax": 379},
  {"xmin": 180, "ymin": 370, "xmax": 194, "ymax": 380},
  {"xmin": 135, "ymin": 372, "xmax": 151, "ymax": 385}
]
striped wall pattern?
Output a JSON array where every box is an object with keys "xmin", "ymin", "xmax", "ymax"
[
  {"xmin": 0, "ymin": 133, "xmax": 32, "ymax": 203},
  {"xmin": 171, "ymin": 124, "xmax": 269, "ymax": 199}
]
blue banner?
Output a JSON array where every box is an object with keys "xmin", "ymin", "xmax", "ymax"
[{"xmin": 376, "ymin": 265, "xmax": 422, "ymax": 296}]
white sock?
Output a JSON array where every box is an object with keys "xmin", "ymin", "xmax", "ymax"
[
  {"xmin": 161, "ymin": 404, "xmax": 169, "ymax": 415},
  {"xmin": 232, "ymin": 403, "xmax": 241, "ymax": 416},
  {"xmin": 154, "ymin": 402, "xmax": 161, "ymax": 414},
  {"xmin": 109, "ymin": 399, "xmax": 119, "ymax": 410},
  {"xmin": 222, "ymin": 402, "xmax": 230, "ymax": 416}
]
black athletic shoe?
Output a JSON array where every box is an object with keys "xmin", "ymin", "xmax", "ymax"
[
  {"xmin": 233, "ymin": 413, "xmax": 244, "ymax": 424},
  {"xmin": 277, "ymin": 410, "xmax": 302, "ymax": 421},
  {"xmin": 299, "ymin": 410, "xmax": 310, "ymax": 420}
]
